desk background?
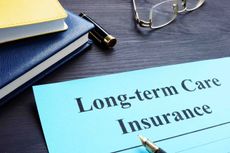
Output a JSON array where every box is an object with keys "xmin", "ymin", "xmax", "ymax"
[{"xmin": 0, "ymin": 0, "xmax": 230, "ymax": 152}]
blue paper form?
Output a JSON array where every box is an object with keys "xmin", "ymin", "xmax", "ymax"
[{"xmin": 33, "ymin": 57, "xmax": 230, "ymax": 153}]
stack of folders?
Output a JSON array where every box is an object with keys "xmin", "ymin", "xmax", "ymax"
[{"xmin": 0, "ymin": 0, "xmax": 94, "ymax": 104}]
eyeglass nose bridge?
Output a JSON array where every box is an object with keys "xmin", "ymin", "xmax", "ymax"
[
  {"xmin": 173, "ymin": 2, "xmax": 179, "ymax": 14},
  {"xmin": 178, "ymin": 0, "xmax": 187, "ymax": 13}
]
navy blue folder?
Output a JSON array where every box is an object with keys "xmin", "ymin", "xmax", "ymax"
[{"xmin": 0, "ymin": 11, "xmax": 94, "ymax": 104}]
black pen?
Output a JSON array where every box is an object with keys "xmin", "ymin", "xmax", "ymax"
[
  {"xmin": 79, "ymin": 12, "xmax": 117, "ymax": 48},
  {"xmin": 139, "ymin": 135, "xmax": 167, "ymax": 153}
]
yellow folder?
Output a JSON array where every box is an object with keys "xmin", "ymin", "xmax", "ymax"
[{"xmin": 0, "ymin": 0, "xmax": 68, "ymax": 43}]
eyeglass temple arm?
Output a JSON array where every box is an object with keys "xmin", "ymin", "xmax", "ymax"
[{"xmin": 132, "ymin": 0, "xmax": 152, "ymax": 27}]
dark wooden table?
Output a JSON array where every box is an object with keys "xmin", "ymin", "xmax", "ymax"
[{"xmin": 0, "ymin": 0, "xmax": 230, "ymax": 152}]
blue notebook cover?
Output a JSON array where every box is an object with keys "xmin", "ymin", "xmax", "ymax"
[{"xmin": 0, "ymin": 11, "xmax": 94, "ymax": 104}]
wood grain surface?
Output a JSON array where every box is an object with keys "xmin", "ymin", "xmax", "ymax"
[{"xmin": 0, "ymin": 0, "xmax": 230, "ymax": 152}]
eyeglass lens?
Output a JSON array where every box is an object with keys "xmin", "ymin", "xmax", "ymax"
[
  {"xmin": 186, "ymin": 0, "xmax": 205, "ymax": 11},
  {"xmin": 149, "ymin": 0, "xmax": 205, "ymax": 28},
  {"xmin": 177, "ymin": 0, "xmax": 205, "ymax": 12},
  {"xmin": 149, "ymin": 0, "xmax": 177, "ymax": 28}
]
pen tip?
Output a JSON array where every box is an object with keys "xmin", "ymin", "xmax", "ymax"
[
  {"xmin": 138, "ymin": 135, "xmax": 160, "ymax": 152},
  {"xmin": 138, "ymin": 135, "xmax": 147, "ymax": 145}
]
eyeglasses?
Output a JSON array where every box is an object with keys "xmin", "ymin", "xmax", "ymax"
[{"xmin": 132, "ymin": 0, "xmax": 205, "ymax": 29}]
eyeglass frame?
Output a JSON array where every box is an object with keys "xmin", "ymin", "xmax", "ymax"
[{"xmin": 132, "ymin": 0, "xmax": 205, "ymax": 29}]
